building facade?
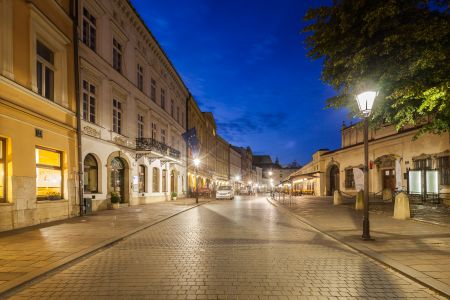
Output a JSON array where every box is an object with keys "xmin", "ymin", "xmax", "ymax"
[
  {"xmin": 215, "ymin": 135, "xmax": 229, "ymax": 186},
  {"xmin": 288, "ymin": 123, "xmax": 450, "ymax": 204},
  {"xmin": 78, "ymin": 0, "xmax": 187, "ymax": 210},
  {"xmin": 0, "ymin": 0, "xmax": 79, "ymax": 231},
  {"xmin": 231, "ymin": 145, "xmax": 253, "ymax": 187},
  {"xmin": 229, "ymin": 146, "xmax": 242, "ymax": 191}
]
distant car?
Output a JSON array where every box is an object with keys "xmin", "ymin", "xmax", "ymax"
[{"xmin": 216, "ymin": 185, "xmax": 234, "ymax": 200}]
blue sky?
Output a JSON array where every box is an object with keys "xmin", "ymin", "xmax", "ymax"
[{"xmin": 131, "ymin": 0, "xmax": 349, "ymax": 165}]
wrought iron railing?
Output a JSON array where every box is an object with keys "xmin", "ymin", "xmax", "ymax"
[{"xmin": 135, "ymin": 138, "xmax": 180, "ymax": 159}]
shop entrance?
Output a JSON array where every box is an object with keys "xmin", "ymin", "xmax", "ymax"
[
  {"xmin": 382, "ymin": 169, "xmax": 396, "ymax": 191},
  {"xmin": 110, "ymin": 157, "xmax": 125, "ymax": 201}
]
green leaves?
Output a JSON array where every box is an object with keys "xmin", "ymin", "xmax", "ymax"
[{"xmin": 304, "ymin": 0, "xmax": 450, "ymax": 135}]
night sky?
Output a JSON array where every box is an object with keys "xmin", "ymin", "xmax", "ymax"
[{"xmin": 131, "ymin": 0, "xmax": 349, "ymax": 166}]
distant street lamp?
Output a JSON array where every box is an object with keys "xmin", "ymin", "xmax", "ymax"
[
  {"xmin": 356, "ymin": 90, "xmax": 378, "ymax": 240},
  {"xmin": 194, "ymin": 158, "xmax": 201, "ymax": 204}
]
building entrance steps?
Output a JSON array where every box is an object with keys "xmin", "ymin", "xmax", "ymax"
[
  {"xmin": 268, "ymin": 195, "xmax": 450, "ymax": 298},
  {"xmin": 0, "ymin": 198, "xmax": 210, "ymax": 296}
]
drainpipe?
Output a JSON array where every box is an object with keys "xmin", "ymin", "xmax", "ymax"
[{"xmin": 71, "ymin": 0, "xmax": 84, "ymax": 215}]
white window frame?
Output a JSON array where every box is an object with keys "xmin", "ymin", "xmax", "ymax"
[
  {"xmin": 82, "ymin": 79, "xmax": 96, "ymax": 123},
  {"xmin": 82, "ymin": 6, "xmax": 96, "ymax": 51}
]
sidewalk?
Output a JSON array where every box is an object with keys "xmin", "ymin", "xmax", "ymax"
[
  {"xmin": 0, "ymin": 198, "xmax": 210, "ymax": 295},
  {"xmin": 268, "ymin": 195, "xmax": 450, "ymax": 297}
]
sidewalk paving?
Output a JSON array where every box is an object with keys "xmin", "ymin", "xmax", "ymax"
[
  {"xmin": 0, "ymin": 198, "xmax": 209, "ymax": 295},
  {"xmin": 269, "ymin": 195, "xmax": 450, "ymax": 297}
]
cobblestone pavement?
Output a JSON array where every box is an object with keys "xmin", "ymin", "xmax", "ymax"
[
  {"xmin": 274, "ymin": 196, "xmax": 450, "ymax": 294},
  {"xmin": 8, "ymin": 196, "xmax": 443, "ymax": 299},
  {"xmin": 0, "ymin": 198, "xmax": 208, "ymax": 291}
]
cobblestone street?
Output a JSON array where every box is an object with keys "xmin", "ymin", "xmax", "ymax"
[{"xmin": 7, "ymin": 196, "xmax": 443, "ymax": 299}]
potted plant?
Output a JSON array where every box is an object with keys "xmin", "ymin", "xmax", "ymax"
[
  {"xmin": 171, "ymin": 191, "xmax": 177, "ymax": 201},
  {"xmin": 110, "ymin": 191, "xmax": 121, "ymax": 209}
]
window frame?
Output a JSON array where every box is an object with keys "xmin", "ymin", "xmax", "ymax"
[
  {"xmin": 82, "ymin": 7, "xmax": 96, "ymax": 51},
  {"xmin": 35, "ymin": 146, "xmax": 63, "ymax": 201},
  {"xmin": 160, "ymin": 88, "xmax": 165, "ymax": 110},
  {"xmin": 138, "ymin": 165, "xmax": 146, "ymax": 193},
  {"xmin": 36, "ymin": 40, "xmax": 55, "ymax": 101},
  {"xmin": 150, "ymin": 78, "xmax": 156, "ymax": 101},
  {"xmin": 152, "ymin": 167, "xmax": 160, "ymax": 192},
  {"xmin": 82, "ymin": 79, "xmax": 96, "ymax": 123},
  {"xmin": 112, "ymin": 38, "xmax": 122, "ymax": 73},
  {"xmin": 137, "ymin": 63, "xmax": 144, "ymax": 91},
  {"xmin": 137, "ymin": 113, "xmax": 144, "ymax": 139},
  {"xmin": 437, "ymin": 156, "xmax": 449, "ymax": 186},
  {"xmin": 162, "ymin": 169, "xmax": 167, "ymax": 192},
  {"xmin": 344, "ymin": 168, "xmax": 355, "ymax": 189},
  {"xmin": 83, "ymin": 153, "xmax": 98, "ymax": 193},
  {"xmin": 112, "ymin": 98, "xmax": 122, "ymax": 134}
]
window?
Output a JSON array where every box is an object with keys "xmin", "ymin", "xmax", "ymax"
[
  {"xmin": 176, "ymin": 106, "xmax": 180, "ymax": 123},
  {"xmin": 112, "ymin": 38, "xmax": 122, "ymax": 72},
  {"xmin": 170, "ymin": 99, "xmax": 174, "ymax": 117},
  {"xmin": 162, "ymin": 169, "xmax": 167, "ymax": 192},
  {"xmin": 151, "ymin": 122, "xmax": 157, "ymax": 139},
  {"xmin": 150, "ymin": 79, "xmax": 156, "ymax": 101},
  {"xmin": 138, "ymin": 165, "xmax": 145, "ymax": 193},
  {"xmin": 345, "ymin": 169, "xmax": 355, "ymax": 189},
  {"xmin": 152, "ymin": 167, "xmax": 159, "ymax": 192},
  {"xmin": 137, "ymin": 114, "xmax": 144, "ymax": 139},
  {"xmin": 84, "ymin": 154, "xmax": 98, "ymax": 193},
  {"xmin": 437, "ymin": 156, "xmax": 449, "ymax": 185},
  {"xmin": 113, "ymin": 99, "xmax": 122, "ymax": 134},
  {"xmin": 36, "ymin": 41, "xmax": 54, "ymax": 100},
  {"xmin": 0, "ymin": 138, "xmax": 6, "ymax": 202},
  {"xmin": 36, "ymin": 147, "xmax": 62, "ymax": 200},
  {"xmin": 160, "ymin": 88, "xmax": 165, "ymax": 110},
  {"xmin": 137, "ymin": 64, "xmax": 144, "ymax": 91},
  {"xmin": 82, "ymin": 80, "xmax": 96, "ymax": 123},
  {"xmin": 414, "ymin": 158, "xmax": 432, "ymax": 170},
  {"xmin": 82, "ymin": 7, "xmax": 96, "ymax": 51},
  {"xmin": 161, "ymin": 129, "xmax": 166, "ymax": 144}
]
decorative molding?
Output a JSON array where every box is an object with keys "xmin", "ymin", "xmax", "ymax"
[{"xmin": 83, "ymin": 125, "xmax": 101, "ymax": 138}]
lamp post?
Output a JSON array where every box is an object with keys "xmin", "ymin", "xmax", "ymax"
[
  {"xmin": 194, "ymin": 158, "xmax": 200, "ymax": 204},
  {"xmin": 356, "ymin": 90, "xmax": 378, "ymax": 240}
]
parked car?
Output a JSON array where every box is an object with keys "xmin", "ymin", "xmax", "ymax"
[{"xmin": 216, "ymin": 185, "xmax": 234, "ymax": 200}]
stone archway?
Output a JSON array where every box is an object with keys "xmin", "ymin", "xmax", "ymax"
[
  {"xmin": 106, "ymin": 151, "xmax": 131, "ymax": 203},
  {"xmin": 326, "ymin": 163, "xmax": 340, "ymax": 196}
]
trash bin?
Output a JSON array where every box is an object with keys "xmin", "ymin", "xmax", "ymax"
[{"xmin": 83, "ymin": 198, "xmax": 92, "ymax": 215}]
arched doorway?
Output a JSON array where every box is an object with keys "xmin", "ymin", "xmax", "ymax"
[
  {"xmin": 110, "ymin": 157, "xmax": 125, "ymax": 201},
  {"xmin": 328, "ymin": 165, "xmax": 340, "ymax": 196}
]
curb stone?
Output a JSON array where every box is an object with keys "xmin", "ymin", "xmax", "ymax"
[
  {"xmin": 266, "ymin": 197, "xmax": 450, "ymax": 299},
  {"xmin": 0, "ymin": 200, "xmax": 210, "ymax": 298}
]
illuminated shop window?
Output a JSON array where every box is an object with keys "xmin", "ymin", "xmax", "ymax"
[
  {"xmin": 84, "ymin": 154, "xmax": 98, "ymax": 193},
  {"xmin": 0, "ymin": 138, "xmax": 6, "ymax": 202},
  {"xmin": 36, "ymin": 147, "xmax": 62, "ymax": 200}
]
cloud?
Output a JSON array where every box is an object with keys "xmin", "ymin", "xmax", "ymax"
[
  {"xmin": 217, "ymin": 111, "xmax": 287, "ymax": 140},
  {"xmin": 245, "ymin": 35, "xmax": 278, "ymax": 64}
]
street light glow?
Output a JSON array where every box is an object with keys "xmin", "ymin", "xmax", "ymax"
[
  {"xmin": 193, "ymin": 158, "xmax": 200, "ymax": 167},
  {"xmin": 235, "ymin": 175, "xmax": 241, "ymax": 181},
  {"xmin": 268, "ymin": 171, "xmax": 273, "ymax": 176},
  {"xmin": 356, "ymin": 91, "xmax": 377, "ymax": 116}
]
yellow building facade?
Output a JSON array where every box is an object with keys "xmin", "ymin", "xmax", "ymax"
[{"xmin": 0, "ymin": 0, "xmax": 79, "ymax": 231}]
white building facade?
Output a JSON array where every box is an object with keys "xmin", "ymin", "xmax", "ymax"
[{"xmin": 78, "ymin": 0, "xmax": 187, "ymax": 211}]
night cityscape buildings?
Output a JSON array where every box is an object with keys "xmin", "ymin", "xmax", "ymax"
[{"xmin": 0, "ymin": 0, "xmax": 449, "ymax": 298}]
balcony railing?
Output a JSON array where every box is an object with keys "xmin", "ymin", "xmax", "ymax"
[{"xmin": 136, "ymin": 138, "xmax": 180, "ymax": 160}]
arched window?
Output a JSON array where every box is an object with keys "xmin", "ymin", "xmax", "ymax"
[
  {"xmin": 152, "ymin": 167, "xmax": 159, "ymax": 192},
  {"xmin": 84, "ymin": 154, "xmax": 98, "ymax": 193},
  {"xmin": 138, "ymin": 165, "xmax": 145, "ymax": 193}
]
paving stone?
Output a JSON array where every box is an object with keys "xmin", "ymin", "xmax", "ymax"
[{"xmin": 7, "ymin": 197, "xmax": 445, "ymax": 299}]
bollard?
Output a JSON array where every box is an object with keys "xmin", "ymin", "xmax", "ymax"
[
  {"xmin": 355, "ymin": 190, "xmax": 364, "ymax": 210},
  {"xmin": 333, "ymin": 190, "xmax": 342, "ymax": 205},
  {"xmin": 393, "ymin": 192, "xmax": 410, "ymax": 220}
]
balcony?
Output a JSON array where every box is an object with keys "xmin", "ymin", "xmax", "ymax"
[{"xmin": 136, "ymin": 138, "xmax": 181, "ymax": 160}]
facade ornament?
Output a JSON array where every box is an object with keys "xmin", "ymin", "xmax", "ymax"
[{"xmin": 83, "ymin": 126, "xmax": 100, "ymax": 138}]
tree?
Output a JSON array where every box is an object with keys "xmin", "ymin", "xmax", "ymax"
[{"xmin": 304, "ymin": 0, "xmax": 450, "ymax": 135}]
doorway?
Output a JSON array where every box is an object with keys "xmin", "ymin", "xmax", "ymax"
[
  {"xmin": 328, "ymin": 165, "xmax": 340, "ymax": 196},
  {"xmin": 382, "ymin": 169, "xmax": 395, "ymax": 191},
  {"xmin": 110, "ymin": 157, "xmax": 125, "ymax": 201}
]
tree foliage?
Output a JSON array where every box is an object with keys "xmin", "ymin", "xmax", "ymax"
[{"xmin": 304, "ymin": 0, "xmax": 450, "ymax": 134}]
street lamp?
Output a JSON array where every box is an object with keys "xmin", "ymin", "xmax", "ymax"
[
  {"xmin": 356, "ymin": 90, "xmax": 378, "ymax": 240},
  {"xmin": 193, "ymin": 158, "xmax": 200, "ymax": 203}
]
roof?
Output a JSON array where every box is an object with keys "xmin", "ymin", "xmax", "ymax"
[{"xmin": 252, "ymin": 155, "xmax": 273, "ymax": 165}]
